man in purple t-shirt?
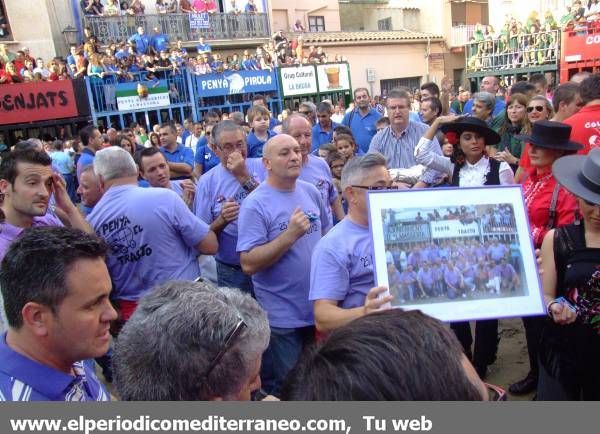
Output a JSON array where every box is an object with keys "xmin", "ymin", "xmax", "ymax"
[
  {"xmin": 137, "ymin": 147, "xmax": 196, "ymax": 209},
  {"xmin": 309, "ymin": 153, "xmax": 392, "ymax": 332},
  {"xmin": 282, "ymin": 114, "xmax": 345, "ymax": 225},
  {"xmin": 237, "ymin": 134, "xmax": 330, "ymax": 397},
  {"xmin": 194, "ymin": 121, "xmax": 265, "ymax": 295},
  {"xmin": 87, "ymin": 147, "xmax": 218, "ymax": 324}
]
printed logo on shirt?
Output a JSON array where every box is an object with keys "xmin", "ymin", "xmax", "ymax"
[
  {"xmin": 98, "ymin": 215, "xmax": 152, "ymax": 265},
  {"xmin": 360, "ymin": 255, "xmax": 372, "ymax": 268},
  {"xmin": 276, "ymin": 209, "xmax": 320, "ymax": 236}
]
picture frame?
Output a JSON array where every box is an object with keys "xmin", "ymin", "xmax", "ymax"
[{"xmin": 367, "ymin": 185, "xmax": 545, "ymax": 322}]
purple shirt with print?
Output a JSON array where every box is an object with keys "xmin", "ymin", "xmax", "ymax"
[
  {"xmin": 87, "ymin": 185, "xmax": 210, "ymax": 302},
  {"xmin": 0, "ymin": 214, "xmax": 63, "ymax": 262},
  {"xmin": 237, "ymin": 180, "xmax": 331, "ymax": 328}
]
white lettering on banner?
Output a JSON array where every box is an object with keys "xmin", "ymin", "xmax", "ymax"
[
  {"xmin": 281, "ymin": 66, "xmax": 318, "ymax": 96},
  {"xmin": 584, "ymin": 120, "xmax": 600, "ymax": 128},
  {"xmin": 586, "ymin": 35, "xmax": 600, "ymax": 44},
  {"xmin": 430, "ymin": 220, "xmax": 480, "ymax": 239},
  {"xmin": 116, "ymin": 93, "xmax": 170, "ymax": 111},
  {"xmin": 201, "ymin": 78, "xmax": 228, "ymax": 90}
]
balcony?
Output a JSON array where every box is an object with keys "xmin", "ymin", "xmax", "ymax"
[
  {"xmin": 84, "ymin": 13, "xmax": 271, "ymax": 46},
  {"xmin": 450, "ymin": 25, "xmax": 477, "ymax": 48}
]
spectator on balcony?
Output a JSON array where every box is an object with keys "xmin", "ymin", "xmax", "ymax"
[
  {"xmin": 573, "ymin": 0, "xmax": 586, "ymax": 22},
  {"xmin": 0, "ymin": 44, "xmax": 14, "ymax": 66},
  {"xmin": 33, "ymin": 58, "xmax": 50, "ymax": 80},
  {"xmin": 129, "ymin": 0, "xmax": 146, "ymax": 14},
  {"xmin": 244, "ymin": 0, "xmax": 258, "ymax": 14},
  {"xmin": 196, "ymin": 36, "xmax": 212, "ymax": 54},
  {"xmin": 241, "ymin": 50, "xmax": 259, "ymax": 70},
  {"xmin": 80, "ymin": 0, "xmax": 97, "ymax": 16},
  {"xmin": 129, "ymin": 27, "xmax": 150, "ymax": 55},
  {"xmin": 180, "ymin": 0, "xmax": 194, "ymax": 13},
  {"xmin": 585, "ymin": 0, "xmax": 600, "ymax": 21},
  {"xmin": 228, "ymin": 0, "xmax": 242, "ymax": 14},
  {"xmin": 104, "ymin": 0, "xmax": 120, "ymax": 16},
  {"xmin": 293, "ymin": 19, "xmax": 305, "ymax": 32},
  {"xmin": 156, "ymin": 0, "xmax": 175, "ymax": 14},
  {"xmin": 192, "ymin": 54, "xmax": 212, "ymax": 75},
  {"xmin": 0, "ymin": 62, "xmax": 20, "ymax": 84},
  {"xmin": 87, "ymin": 54, "xmax": 105, "ymax": 81},
  {"xmin": 20, "ymin": 59, "xmax": 34, "ymax": 82},
  {"xmin": 194, "ymin": 0, "xmax": 218, "ymax": 13},
  {"xmin": 150, "ymin": 27, "xmax": 170, "ymax": 55}
]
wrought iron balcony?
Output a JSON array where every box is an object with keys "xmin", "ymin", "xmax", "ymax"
[{"xmin": 84, "ymin": 13, "xmax": 271, "ymax": 45}]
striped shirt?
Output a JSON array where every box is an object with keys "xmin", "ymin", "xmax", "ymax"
[{"xmin": 367, "ymin": 122, "xmax": 443, "ymax": 185}]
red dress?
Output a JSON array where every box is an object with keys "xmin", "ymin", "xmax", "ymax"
[{"xmin": 522, "ymin": 167, "xmax": 578, "ymax": 248}]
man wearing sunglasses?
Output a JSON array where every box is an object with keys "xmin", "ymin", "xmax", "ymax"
[{"xmin": 310, "ymin": 153, "xmax": 393, "ymax": 332}]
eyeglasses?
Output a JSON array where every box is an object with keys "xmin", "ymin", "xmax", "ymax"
[
  {"xmin": 527, "ymin": 106, "xmax": 545, "ymax": 113},
  {"xmin": 351, "ymin": 184, "xmax": 399, "ymax": 191},
  {"xmin": 202, "ymin": 317, "xmax": 247, "ymax": 379},
  {"xmin": 485, "ymin": 383, "xmax": 507, "ymax": 401}
]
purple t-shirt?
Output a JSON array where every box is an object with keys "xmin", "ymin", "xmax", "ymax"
[
  {"xmin": 87, "ymin": 184, "xmax": 210, "ymax": 302},
  {"xmin": 299, "ymin": 155, "xmax": 338, "ymax": 226},
  {"xmin": 309, "ymin": 218, "xmax": 374, "ymax": 309},
  {"xmin": 236, "ymin": 180, "xmax": 330, "ymax": 328},
  {"xmin": 418, "ymin": 268, "xmax": 435, "ymax": 288},
  {"xmin": 444, "ymin": 267, "xmax": 462, "ymax": 287},
  {"xmin": 0, "ymin": 214, "xmax": 63, "ymax": 262},
  {"xmin": 488, "ymin": 244, "xmax": 508, "ymax": 261},
  {"xmin": 194, "ymin": 159, "xmax": 265, "ymax": 265}
]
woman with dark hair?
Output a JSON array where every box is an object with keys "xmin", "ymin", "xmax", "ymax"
[
  {"xmin": 508, "ymin": 121, "xmax": 583, "ymax": 396},
  {"xmin": 416, "ymin": 115, "xmax": 514, "ymax": 379},
  {"xmin": 492, "ymin": 93, "xmax": 531, "ymax": 172},
  {"xmin": 115, "ymin": 133, "xmax": 135, "ymax": 156},
  {"xmin": 536, "ymin": 147, "xmax": 600, "ymax": 400}
]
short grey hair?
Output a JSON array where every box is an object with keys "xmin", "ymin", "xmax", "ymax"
[
  {"xmin": 281, "ymin": 113, "xmax": 310, "ymax": 134},
  {"xmin": 472, "ymin": 91, "xmax": 495, "ymax": 112},
  {"xmin": 299, "ymin": 101, "xmax": 316, "ymax": 114},
  {"xmin": 113, "ymin": 280, "xmax": 270, "ymax": 401},
  {"xmin": 212, "ymin": 120, "xmax": 246, "ymax": 148},
  {"xmin": 341, "ymin": 153, "xmax": 387, "ymax": 189},
  {"xmin": 93, "ymin": 146, "xmax": 138, "ymax": 181}
]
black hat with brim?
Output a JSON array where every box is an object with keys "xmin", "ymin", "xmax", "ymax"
[
  {"xmin": 440, "ymin": 117, "xmax": 501, "ymax": 146},
  {"xmin": 516, "ymin": 120, "xmax": 583, "ymax": 151},
  {"xmin": 552, "ymin": 148, "xmax": 600, "ymax": 205}
]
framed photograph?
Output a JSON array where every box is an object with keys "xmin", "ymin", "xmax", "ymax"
[{"xmin": 367, "ymin": 186, "xmax": 545, "ymax": 322}]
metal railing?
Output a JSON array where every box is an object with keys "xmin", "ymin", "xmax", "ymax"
[
  {"xmin": 464, "ymin": 30, "xmax": 560, "ymax": 72},
  {"xmin": 450, "ymin": 25, "xmax": 477, "ymax": 47},
  {"xmin": 84, "ymin": 13, "xmax": 271, "ymax": 45}
]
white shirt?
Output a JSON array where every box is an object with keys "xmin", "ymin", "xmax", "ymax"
[
  {"xmin": 185, "ymin": 134, "xmax": 201, "ymax": 155},
  {"xmin": 415, "ymin": 137, "xmax": 514, "ymax": 186}
]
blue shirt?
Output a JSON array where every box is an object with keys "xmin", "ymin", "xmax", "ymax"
[
  {"xmin": 76, "ymin": 148, "xmax": 95, "ymax": 183},
  {"xmin": 463, "ymin": 96, "xmax": 506, "ymax": 118},
  {"xmin": 237, "ymin": 181, "xmax": 331, "ymax": 328},
  {"xmin": 311, "ymin": 122, "xmax": 339, "ymax": 152},
  {"xmin": 341, "ymin": 108, "xmax": 382, "ymax": 153},
  {"xmin": 0, "ymin": 334, "xmax": 109, "ymax": 401},
  {"xmin": 194, "ymin": 159, "xmax": 266, "ymax": 265},
  {"xmin": 309, "ymin": 218, "xmax": 374, "ymax": 309},
  {"xmin": 247, "ymin": 129, "xmax": 277, "ymax": 158},
  {"xmin": 150, "ymin": 33, "xmax": 169, "ymax": 53},
  {"xmin": 194, "ymin": 143, "xmax": 221, "ymax": 174},
  {"xmin": 50, "ymin": 151, "xmax": 74, "ymax": 175},
  {"xmin": 418, "ymin": 268, "xmax": 435, "ymax": 288},
  {"xmin": 87, "ymin": 185, "xmax": 210, "ymax": 302},
  {"xmin": 128, "ymin": 33, "xmax": 150, "ymax": 55},
  {"xmin": 160, "ymin": 145, "xmax": 194, "ymax": 180},
  {"xmin": 196, "ymin": 43, "xmax": 212, "ymax": 53}
]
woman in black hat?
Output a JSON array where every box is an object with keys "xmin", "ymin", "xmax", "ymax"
[
  {"xmin": 536, "ymin": 148, "xmax": 600, "ymax": 400},
  {"xmin": 416, "ymin": 115, "xmax": 514, "ymax": 380},
  {"xmin": 508, "ymin": 120, "xmax": 583, "ymax": 396}
]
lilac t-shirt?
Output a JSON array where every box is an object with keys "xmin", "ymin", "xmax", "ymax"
[
  {"xmin": 194, "ymin": 158, "xmax": 265, "ymax": 265},
  {"xmin": 0, "ymin": 214, "xmax": 63, "ymax": 262},
  {"xmin": 87, "ymin": 184, "xmax": 210, "ymax": 302},
  {"xmin": 299, "ymin": 155, "xmax": 338, "ymax": 226},
  {"xmin": 237, "ymin": 180, "xmax": 331, "ymax": 328},
  {"xmin": 309, "ymin": 218, "xmax": 374, "ymax": 309}
]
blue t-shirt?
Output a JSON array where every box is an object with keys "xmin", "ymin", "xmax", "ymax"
[
  {"xmin": 462, "ymin": 97, "xmax": 506, "ymax": 117},
  {"xmin": 160, "ymin": 145, "xmax": 194, "ymax": 180},
  {"xmin": 299, "ymin": 155, "xmax": 338, "ymax": 227},
  {"xmin": 237, "ymin": 181, "xmax": 331, "ymax": 328},
  {"xmin": 150, "ymin": 33, "xmax": 169, "ymax": 53},
  {"xmin": 309, "ymin": 218, "xmax": 374, "ymax": 309},
  {"xmin": 128, "ymin": 33, "xmax": 150, "ymax": 55},
  {"xmin": 0, "ymin": 334, "xmax": 109, "ymax": 401},
  {"xmin": 50, "ymin": 151, "xmax": 73, "ymax": 175},
  {"xmin": 194, "ymin": 142, "xmax": 221, "ymax": 174},
  {"xmin": 194, "ymin": 159, "xmax": 266, "ymax": 265},
  {"xmin": 341, "ymin": 108, "xmax": 382, "ymax": 153},
  {"xmin": 76, "ymin": 148, "xmax": 95, "ymax": 182},
  {"xmin": 311, "ymin": 122, "xmax": 338, "ymax": 152},
  {"xmin": 87, "ymin": 185, "xmax": 210, "ymax": 302},
  {"xmin": 418, "ymin": 268, "xmax": 435, "ymax": 288},
  {"xmin": 247, "ymin": 129, "xmax": 277, "ymax": 158}
]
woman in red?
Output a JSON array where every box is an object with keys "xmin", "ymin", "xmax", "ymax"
[{"xmin": 508, "ymin": 120, "xmax": 583, "ymax": 396}]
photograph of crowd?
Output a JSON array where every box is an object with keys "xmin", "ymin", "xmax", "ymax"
[{"xmin": 381, "ymin": 203, "xmax": 527, "ymax": 308}]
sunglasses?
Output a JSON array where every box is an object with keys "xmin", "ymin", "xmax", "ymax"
[
  {"xmin": 351, "ymin": 184, "xmax": 399, "ymax": 191},
  {"xmin": 527, "ymin": 106, "xmax": 545, "ymax": 113},
  {"xmin": 202, "ymin": 317, "xmax": 247, "ymax": 379}
]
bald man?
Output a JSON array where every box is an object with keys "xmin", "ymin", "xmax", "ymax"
[{"xmin": 237, "ymin": 134, "xmax": 331, "ymax": 397}]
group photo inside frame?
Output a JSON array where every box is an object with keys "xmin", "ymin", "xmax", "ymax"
[{"xmin": 367, "ymin": 186, "xmax": 545, "ymax": 323}]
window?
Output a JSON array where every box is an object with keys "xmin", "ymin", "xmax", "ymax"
[
  {"xmin": 0, "ymin": 0, "xmax": 12, "ymax": 40},
  {"xmin": 308, "ymin": 16, "xmax": 325, "ymax": 32},
  {"xmin": 378, "ymin": 17, "xmax": 392, "ymax": 31}
]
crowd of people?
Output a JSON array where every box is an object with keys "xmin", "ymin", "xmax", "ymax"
[
  {"xmin": 0, "ymin": 31, "xmax": 599, "ymax": 403},
  {"xmin": 466, "ymin": 3, "xmax": 600, "ymax": 72}
]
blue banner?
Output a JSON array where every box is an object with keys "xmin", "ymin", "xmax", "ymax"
[
  {"xmin": 194, "ymin": 70, "xmax": 277, "ymax": 97},
  {"xmin": 189, "ymin": 13, "xmax": 210, "ymax": 29}
]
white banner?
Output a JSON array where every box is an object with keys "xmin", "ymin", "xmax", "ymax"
[
  {"xmin": 429, "ymin": 220, "xmax": 480, "ymax": 239},
  {"xmin": 279, "ymin": 65, "xmax": 318, "ymax": 97},
  {"xmin": 116, "ymin": 93, "xmax": 170, "ymax": 111},
  {"xmin": 316, "ymin": 63, "xmax": 350, "ymax": 93}
]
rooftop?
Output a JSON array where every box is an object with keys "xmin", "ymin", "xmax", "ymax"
[{"xmin": 297, "ymin": 30, "xmax": 444, "ymax": 45}]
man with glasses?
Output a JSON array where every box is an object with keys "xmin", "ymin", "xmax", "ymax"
[
  {"xmin": 113, "ymin": 280, "xmax": 270, "ymax": 401},
  {"xmin": 368, "ymin": 88, "xmax": 443, "ymax": 188},
  {"xmin": 342, "ymin": 88, "xmax": 382, "ymax": 153},
  {"xmin": 310, "ymin": 153, "xmax": 393, "ymax": 332},
  {"xmin": 194, "ymin": 121, "xmax": 265, "ymax": 295},
  {"xmin": 298, "ymin": 101, "xmax": 317, "ymax": 126},
  {"xmin": 237, "ymin": 134, "xmax": 331, "ymax": 397}
]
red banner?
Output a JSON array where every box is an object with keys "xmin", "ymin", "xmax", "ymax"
[{"xmin": 0, "ymin": 80, "xmax": 79, "ymax": 126}]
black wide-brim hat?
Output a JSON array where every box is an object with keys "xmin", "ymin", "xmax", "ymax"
[
  {"xmin": 553, "ymin": 148, "xmax": 600, "ymax": 205},
  {"xmin": 440, "ymin": 116, "xmax": 501, "ymax": 146},
  {"xmin": 516, "ymin": 120, "xmax": 583, "ymax": 151}
]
